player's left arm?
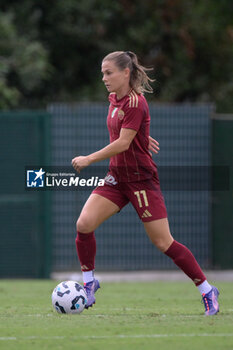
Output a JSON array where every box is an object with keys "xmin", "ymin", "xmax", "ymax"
[
  {"xmin": 72, "ymin": 128, "xmax": 137, "ymax": 173},
  {"xmin": 148, "ymin": 136, "xmax": 160, "ymax": 155}
]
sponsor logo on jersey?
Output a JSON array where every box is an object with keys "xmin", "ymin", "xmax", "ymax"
[{"xmin": 104, "ymin": 174, "xmax": 118, "ymax": 185}]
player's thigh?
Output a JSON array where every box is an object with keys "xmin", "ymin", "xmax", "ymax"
[
  {"xmin": 143, "ymin": 218, "xmax": 174, "ymax": 252},
  {"xmin": 126, "ymin": 178, "xmax": 167, "ymax": 222},
  {"xmin": 77, "ymin": 193, "xmax": 120, "ymax": 233}
]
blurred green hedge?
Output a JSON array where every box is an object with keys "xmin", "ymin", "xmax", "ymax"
[{"xmin": 0, "ymin": 0, "xmax": 232, "ymax": 112}]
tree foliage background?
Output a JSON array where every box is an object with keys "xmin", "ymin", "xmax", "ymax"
[{"xmin": 0, "ymin": 0, "xmax": 233, "ymax": 111}]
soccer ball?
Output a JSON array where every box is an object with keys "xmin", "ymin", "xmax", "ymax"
[{"xmin": 52, "ymin": 281, "xmax": 87, "ymax": 314}]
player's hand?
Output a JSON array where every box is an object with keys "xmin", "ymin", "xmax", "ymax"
[
  {"xmin": 148, "ymin": 136, "xmax": 160, "ymax": 156},
  {"xmin": 71, "ymin": 156, "xmax": 91, "ymax": 173}
]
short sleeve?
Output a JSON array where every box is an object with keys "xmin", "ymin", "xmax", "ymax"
[{"xmin": 121, "ymin": 102, "xmax": 145, "ymax": 132}]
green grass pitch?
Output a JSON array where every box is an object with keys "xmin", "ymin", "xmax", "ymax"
[{"xmin": 0, "ymin": 280, "xmax": 233, "ymax": 350}]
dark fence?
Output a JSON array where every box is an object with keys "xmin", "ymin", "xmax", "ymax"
[
  {"xmin": 2, "ymin": 104, "xmax": 231, "ymax": 277},
  {"xmin": 47, "ymin": 103, "xmax": 212, "ymax": 272},
  {"xmin": 0, "ymin": 112, "xmax": 51, "ymax": 278},
  {"xmin": 211, "ymin": 114, "xmax": 233, "ymax": 269}
]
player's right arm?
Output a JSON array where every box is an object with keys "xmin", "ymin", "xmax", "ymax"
[{"xmin": 72, "ymin": 128, "xmax": 137, "ymax": 173}]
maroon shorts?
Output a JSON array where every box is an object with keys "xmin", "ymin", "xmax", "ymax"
[{"xmin": 92, "ymin": 175, "xmax": 167, "ymax": 222}]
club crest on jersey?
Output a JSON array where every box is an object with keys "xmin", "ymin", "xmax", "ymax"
[
  {"xmin": 118, "ymin": 109, "xmax": 125, "ymax": 120},
  {"xmin": 111, "ymin": 107, "xmax": 118, "ymax": 118}
]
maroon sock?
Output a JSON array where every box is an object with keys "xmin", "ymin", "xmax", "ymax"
[
  {"xmin": 165, "ymin": 240, "xmax": 206, "ymax": 286},
  {"xmin": 75, "ymin": 232, "xmax": 96, "ymax": 271}
]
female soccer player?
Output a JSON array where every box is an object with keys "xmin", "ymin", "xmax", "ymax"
[{"xmin": 72, "ymin": 51, "xmax": 219, "ymax": 315}]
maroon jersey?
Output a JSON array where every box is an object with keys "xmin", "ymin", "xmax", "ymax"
[{"xmin": 106, "ymin": 90, "xmax": 157, "ymax": 182}]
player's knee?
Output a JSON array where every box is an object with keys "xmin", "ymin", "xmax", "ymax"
[
  {"xmin": 76, "ymin": 215, "xmax": 95, "ymax": 233},
  {"xmin": 151, "ymin": 238, "xmax": 170, "ymax": 253}
]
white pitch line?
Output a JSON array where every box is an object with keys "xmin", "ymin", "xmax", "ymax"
[{"xmin": 0, "ymin": 334, "xmax": 233, "ymax": 341}]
